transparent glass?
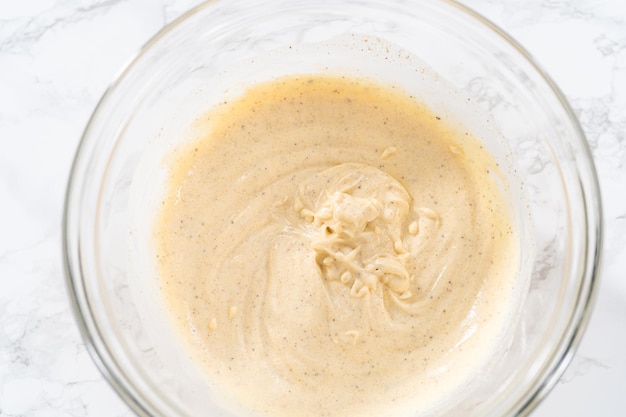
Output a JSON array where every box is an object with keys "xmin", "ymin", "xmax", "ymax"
[{"xmin": 63, "ymin": 0, "xmax": 602, "ymax": 416}]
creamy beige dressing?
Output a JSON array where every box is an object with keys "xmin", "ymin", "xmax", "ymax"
[{"xmin": 154, "ymin": 75, "xmax": 518, "ymax": 417}]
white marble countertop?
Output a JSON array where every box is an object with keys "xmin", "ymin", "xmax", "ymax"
[{"xmin": 0, "ymin": 0, "xmax": 624, "ymax": 416}]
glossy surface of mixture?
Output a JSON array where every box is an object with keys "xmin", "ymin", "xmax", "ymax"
[{"xmin": 155, "ymin": 75, "xmax": 518, "ymax": 417}]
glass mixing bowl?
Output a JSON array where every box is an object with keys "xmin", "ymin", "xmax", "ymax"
[{"xmin": 63, "ymin": 0, "xmax": 602, "ymax": 416}]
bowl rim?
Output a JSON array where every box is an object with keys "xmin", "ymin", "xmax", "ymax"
[{"xmin": 63, "ymin": 0, "xmax": 603, "ymax": 416}]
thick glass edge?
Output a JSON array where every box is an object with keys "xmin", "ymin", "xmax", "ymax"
[
  {"xmin": 62, "ymin": 91, "xmax": 156, "ymax": 417},
  {"xmin": 61, "ymin": 1, "xmax": 220, "ymax": 416},
  {"xmin": 445, "ymin": 0, "xmax": 604, "ymax": 415}
]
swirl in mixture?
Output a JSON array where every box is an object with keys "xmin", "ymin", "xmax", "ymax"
[{"xmin": 155, "ymin": 75, "xmax": 518, "ymax": 417}]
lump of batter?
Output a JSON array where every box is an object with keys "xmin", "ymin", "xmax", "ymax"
[
  {"xmin": 294, "ymin": 163, "xmax": 443, "ymax": 334},
  {"xmin": 154, "ymin": 75, "xmax": 518, "ymax": 417}
]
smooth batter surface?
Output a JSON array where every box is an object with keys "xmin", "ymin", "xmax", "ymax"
[{"xmin": 154, "ymin": 75, "xmax": 518, "ymax": 417}]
